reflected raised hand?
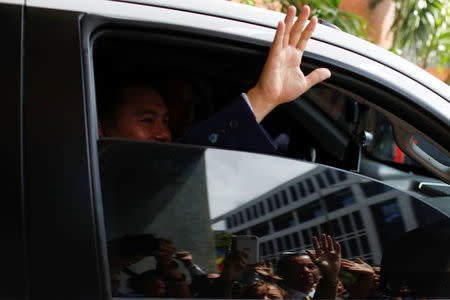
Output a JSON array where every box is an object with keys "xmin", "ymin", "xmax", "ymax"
[{"xmin": 306, "ymin": 234, "xmax": 341, "ymax": 282}]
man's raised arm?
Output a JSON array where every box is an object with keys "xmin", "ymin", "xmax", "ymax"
[
  {"xmin": 247, "ymin": 5, "xmax": 331, "ymax": 123},
  {"xmin": 181, "ymin": 5, "xmax": 330, "ymax": 152}
]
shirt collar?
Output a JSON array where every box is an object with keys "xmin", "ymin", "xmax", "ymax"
[{"xmin": 286, "ymin": 287, "xmax": 316, "ymax": 299}]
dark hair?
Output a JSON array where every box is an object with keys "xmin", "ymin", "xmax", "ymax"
[
  {"xmin": 276, "ymin": 251, "xmax": 310, "ymax": 280},
  {"xmin": 240, "ymin": 281, "xmax": 288, "ymax": 299},
  {"xmin": 96, "ymin": 71, "xmax": 165, "ymax": 129},
  {"xmin": 107, "ymin": 234, "xmax": 159, "ymax": 259}
]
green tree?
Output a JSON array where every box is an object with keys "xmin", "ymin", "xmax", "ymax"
[
  {"xmin": 281, "ymin": 0, "xmax": 370, "ymax": 38},
  {"xmin": 389, "ymin": 0, "xmax": 449, "ymax": 69},
  {"xmin": 248, "ymin": 0, "xmax": 371, "ymax": 39},
  {"xmin": 214, "ymin": 230, "xmax": 234, "ymax": 248}
]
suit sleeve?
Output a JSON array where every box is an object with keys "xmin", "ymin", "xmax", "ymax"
[{"xmin": 179, "ymin": 95, "xmax": 277, "ymax": 154}]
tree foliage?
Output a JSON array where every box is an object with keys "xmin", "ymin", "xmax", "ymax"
[
  {"xmin": 239, "ymin": 0, "xmax": 448, "ymax": 74},
  {"xmin": 267, "ymin": 0, "xmax": 371, "ymax": 38},
  {"xmin": 390, "ymin": 0, "xmax": 449, "ymax": 69},
  {"xmin": 214, "ymin": 230, "xmax": 234, "ymax": 248}
]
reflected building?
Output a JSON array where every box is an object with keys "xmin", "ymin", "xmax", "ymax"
[{"xmin": 212, "ymin": 167, "xmax": 436, "ymax": 265}]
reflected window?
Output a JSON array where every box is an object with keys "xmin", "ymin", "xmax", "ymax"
[
  {"xmin": 250, "ymin": 222, "xmax": 270, "ymax": 237},
  {"xmin": 352, "ymin": 211, "xmax": 364, "ymax": 230},
  {"xmin": 324, "ymin": 188, "xmax": 355, "ymax": 212},
  {"xmin": 238, "ymin": 212, "xmax": 244, "ymax": 224},
  {"xmin": 341, "ymin": 241, "xmax": 349, "ymax": 258},
  {"xmin": 282, "ymin": 190, "xmax": 289, "ymax": 205},
  {"xmin": 267, "ymin": 240, "xmax": 274, "ymax": 254},
  {"xmin": 259, "ymin": 202, "xmax": 265, "ymax": 216},
  {"xmin": 302, "ymin": 229, "xmax": 311, "ymax": 245},
  {"xmin": 284, "ymin": 235, "xmax": 292, "ymax": 250},
  {"xmin": 260, "ymin": 243, "xmax": 267, "ymax": 256},
  {"xmin": 306, "ymin": 178, "xmax": 315, "ymax": 193},
  {"xmin": 348, "ymin": 238, "xmax": 359, "ymax": 256},
  {"xmin": 360, "ymin": 181, "xmax": 392, "ymax": 198},
  {"xmin": 337, "ymin": 171, "xmax": 347, "ymax": 181},
  {"xmin": 324, "ymin": 169, "xmax": 336, "ymax": 185},
  {"xmin": 246, "ymin": 208, "xmax": 252, "ymax": 221},
  {"xmin": 331, "ymin": 219, "xmax": 342, "ymax": 236},
  {"xmin": 276, "ymin": 237, "xmax": 284, "ymax": 251},
  {"xmin": 292, "ymin": 232, "xmax": 300, "ymax": 247},
  {"xmin": 274, "ymin": 195, "xmax": 281, "ymax": 209},
  {"xmin": 252, "ymin": 205, "xmax": 259, "ymax": 218},
  {"xmin": 320, "ymin": 222, "xmax": 329, "ymax": 235},
  {"xmin": 267, "ymin": 198, "xmax": 273, "ymax": 212},
  {"xmin": 233, "ymin": 214, "xmax": 238, "ymax": 226},
  {"xmin": 311, "ymin": 226, "xmax": 319, "ymax": 238},
  {"xmin": 289, "ymin": 186, "xmax": 298, "ymax": 201},
  {"xmin": 370, "ymin": 199, "xmax": 405, "ymax": 249},
  {"xmin": 315, "ymin": 174, "xmax": 326, "ymax": 189},
  {"xmin": 297, "ymin": 201, "xmax": 324, "ymax": 222},
  {"xmin": 341, "ymin": 215, "xmax": 353, "ymax": 234},
  {"xmin": 360, "ymin": 235, "xmax": 370, "ymax": 254},
  {"xmin": 298, "ymin": 182, "xmax": 307, "ymax": 197},
  {"xmin": 272, "ymin": 212, "xmax": 295, "ymax": 231}
]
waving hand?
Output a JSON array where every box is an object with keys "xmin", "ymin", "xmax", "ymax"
[{"xmin": 248, "ymin": 5, "xmax": 331, "ymax": 122}]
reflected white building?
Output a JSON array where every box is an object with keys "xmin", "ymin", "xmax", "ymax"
[{"xmin": 212, "ymin": 167, "xmax": 432, "ymax": 265}]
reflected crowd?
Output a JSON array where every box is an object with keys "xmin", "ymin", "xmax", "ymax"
[{"xmin": 106, "ymin": 233, "xmax": 414, "ymax": 300}]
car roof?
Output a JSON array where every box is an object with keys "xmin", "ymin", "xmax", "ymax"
[{"xmin": 24, "ymin": 0, "xmax": 450, "ymax": 102}]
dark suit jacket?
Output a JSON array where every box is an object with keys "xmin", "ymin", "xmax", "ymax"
[{"xmin": 180, "ymin": 95, "xmax": 277, "ymax": 154}]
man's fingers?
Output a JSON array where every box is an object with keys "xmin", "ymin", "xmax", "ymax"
[
  {"xmin": 335, "ymin": 241, "xmax": 341, "ymax": 256},
  {"xmin": 355, "ymin": 257, "xmax": 364, "ymax": 264},
  {"xmin": 341, "ymin": 260, "xmax": 354, "ymax": 267},
  {"xmin": 341, "ymin": 259, "xmax": 352, "ymax": 264},
  {"xmin": 312, "ymin": 236, "xmax": 321, "ymax": 256},
  {"xmin": 305, "ymin": 68, "xmax": 331, "ymax": 90},
  {"xmin": 269, "ymin": 21, "xmax": 285, "ymax": 59},
  {"xmin": 305, "ymin": 248, "xmax": 316, "ymax": 260},
  {"xmin": 296, "ymin": 16, "xmax": 317, "ymax": 52},
  {"xmin": 289, "ymin": 5, "xmax": 310, "ymax": 46},
  {"xmin": 283, "ymin": 6, "xmax": 296, "ymax": 48},
  {"xmin": 321, "ymin": 233, "xmax": 328, "ymax": 250},
  {"xmin": 327, "ymin": 235, "xmax": 334, "ymax": 251}
]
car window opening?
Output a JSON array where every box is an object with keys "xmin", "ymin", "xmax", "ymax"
[{"xmin": 91, "ymin": 29, "xmax": 449, "ymax": 300}]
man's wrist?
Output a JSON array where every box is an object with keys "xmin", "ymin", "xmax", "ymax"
[{"xmin": 247, "ymin": 86, "xmax": 276, "ymax": 123}]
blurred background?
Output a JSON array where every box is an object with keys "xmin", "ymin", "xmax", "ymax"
[{"xmin": 229, "ymin": 0, "xmax": 450, "ymax": 84}]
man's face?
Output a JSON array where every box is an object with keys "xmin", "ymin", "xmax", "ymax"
[
  {"xmin": 104, "ymin": 87, "xmax": 172, "ymax": 142},
  {"xmin": 285, "ymin": 255, "xmax": 320, "ymax": 292}
]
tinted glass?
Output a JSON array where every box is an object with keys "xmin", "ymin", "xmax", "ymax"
[{"xmin": 99, "ymin": 142, "xmax": 448, "ymax": 299}]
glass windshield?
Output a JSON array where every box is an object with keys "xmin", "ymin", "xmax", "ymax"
[{"xmin": 99, "ymin": 141, "xmax": 448, "ymax": 299}]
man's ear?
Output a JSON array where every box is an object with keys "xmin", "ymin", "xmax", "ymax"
[{"xmin": 98, "ymin": 121, "xmax": 105, "ymax": 138}]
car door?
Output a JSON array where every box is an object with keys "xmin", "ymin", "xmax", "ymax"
[
  {"xmin": 0, "ymin": 1, "xmax": 26, "ymax": 299},
  {"xmin": 21, "ymin": 3, "xmax": 106, "ymax": 300},
  {"xmin": 77, "ymin": 1, "xmax": 449, "ymax": 298}
]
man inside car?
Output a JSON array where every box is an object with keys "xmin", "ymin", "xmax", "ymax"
[{"xmin": 98, "ymin": 5, "xmax": 331, "ymax": 153}]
